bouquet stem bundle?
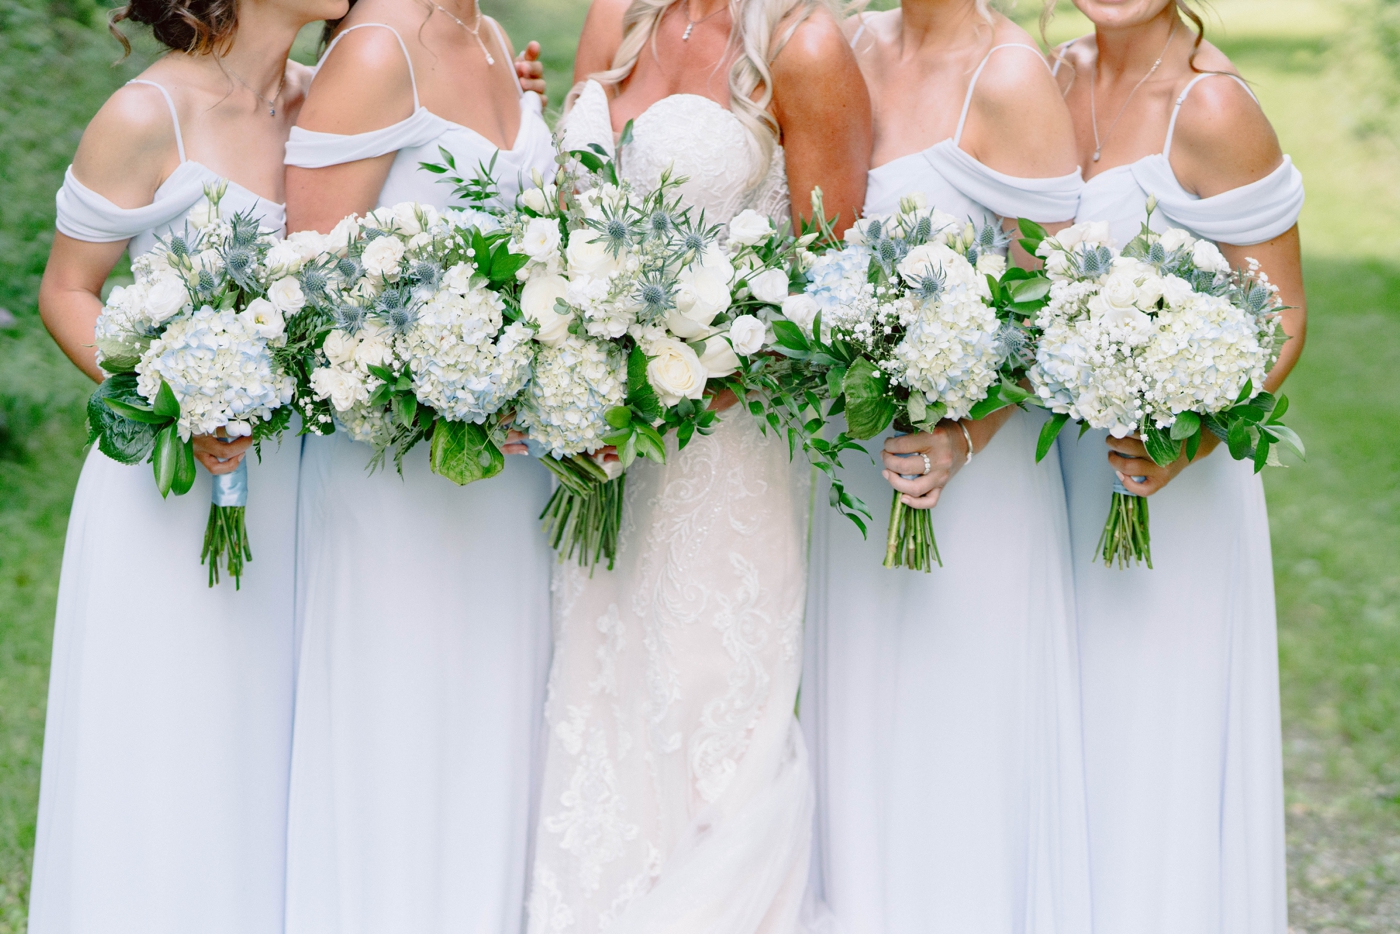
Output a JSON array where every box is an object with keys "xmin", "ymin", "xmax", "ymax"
[
  {"xmin": 539, "ymin": 453, "xmax": 624, "ymax": 572},
  {"xmin": 1099, "ymin": 474, "xmax": 1152, "ymax": 569},
  {"xmin": 882, "ymin": 491, "xmax": 940, "ymax": 571}
]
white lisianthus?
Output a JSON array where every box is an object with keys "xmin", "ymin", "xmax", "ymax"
[
  {"xmin": 267, "ymin": 276, "xmax": 306, "ymax": 315},
  {"xmin": 646, "ymin": 337, "xmax": 707, "ymax": 405},
  {"xmin": 728, "ymin": 314, "xmax": 767, "ymax": 355},
  {"xmin": 520, "ymin": 274, "xmax": 574, "ymax": 346},
  {"xmin": 362, "ymin": 236, "xmax": 405, "ymax": 279},
  {"xmin": 145, "ymin": 276, "xmax": 190, "ymax": 324},
  {"xmin": 521, "ymin": 217, "xmax": 563, "ymax": 262},
  {"xmin": 322, "ymin": 329, "xmax": 359, "ymax": 367},
  {"xmin": 240, "ymin": 298, "xmax": 285, "ymax": 340},
  {"xmin": 748, "ymin": 268, "xmax": 790, "ymax": 305},
  {"xmin": 727, "ymin": 209, "xmax": 774, "ymax": 246},
  {"xmin": 782, "ymin": 292, "xmax": 820, "ymax": 333}
]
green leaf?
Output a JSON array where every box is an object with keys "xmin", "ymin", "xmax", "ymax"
[
  {"xmin": 171, "ymin": 438, "xmax": 197, "ymax": 496},
  {"xmin": 604, "ymin": 406, "xmax": 633, "ymax": 429},
  {"xmin": 1035, "ymin": 412, "xmax": 1070, "ymax": 462},
  {"xmin": 1169, "ymin": 411, "xmax": 1200, "ymax": 441},
  {"xmin": 1143, "ymin": 425, "xmax": 1181, "ymax": 467},
  {"xmin": 153, "ymin": 380, "xmax": 181, "ymax": 420},
  {"xmin": 153, "ymin": 424, "xmax": 181, "ymax": 498},
  {"xmin": 429, "ymin": 418, "xmax": 504, "ymax": 485},
  {"xmin": 841, "ymin": 357, "xmax": 896, "ymax": 440}
]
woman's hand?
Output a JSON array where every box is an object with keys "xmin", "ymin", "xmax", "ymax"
[
  {"xmin": 1107, "ymin": 431, "xmax": 1221, "ymax": 496},
  {"xmin": 515, "ymin": 41, "xmax": 548, "ymax": 104},
  {"xmin": 192, "ymin": 432, "xmax": 253, "ymax": 475},
  {"xmin": 880, "ymin": 423, "xmax": 971, "ymax": 510}
]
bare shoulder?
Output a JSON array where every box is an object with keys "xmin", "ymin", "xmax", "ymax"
[
  {"xmin": 70, "ymin": 80, "xmax": 179, "ymax": 200},
  {"xmin": 772, "ymin": 5, "xmax": 858, "ymax": 82},
  {"xmin": 1169, "ymin": 44, "xmax": 1283, "ymax": 183}
]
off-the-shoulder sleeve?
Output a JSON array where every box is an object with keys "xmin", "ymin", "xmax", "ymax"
[
  {"xmin": 54, "ymin": 165, "xmax": 205, "ymax": 243},
  {"xmin": 1132, "ymin": 155, "xmax": 1304, "ymax": 246},
  {"xmin": 925, "ymin": 145, "xmax": 1083, "ymax": 223},
  {"xmin": 284, "ymin": 109, "xmax": 446, "ymax": 169}
]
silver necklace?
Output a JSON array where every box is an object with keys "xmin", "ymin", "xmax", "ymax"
[
  {"xmin": 433, "ymin": 1, "xmax": 495, "ymax": 65},
  {"xmin": 681, "ymin": 0, "xmax": 728, "ymax": 41},
  {"xmin": 225, "ymin": 62, "xmax": 286, "ymax": 117},
  {"xmin": 1089, "ymin": 22, "xmax": 1179, "ymax": 162}
]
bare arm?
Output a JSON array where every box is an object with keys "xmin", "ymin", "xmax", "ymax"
[
  {"xmin": 771, "ymin": 10, "xmax": 872, "ymax": 234},
  {"xmin": 284, "ymin": 28, "xmax": 417, "ymax": 233}
]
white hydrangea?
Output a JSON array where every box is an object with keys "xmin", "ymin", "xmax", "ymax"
[
  {"xmin": 516, "ymin": 334, "xmax": 626, "ymax": 457},
  {"xmin": 136, "ymin": 304, "xmax": 294, "ymax": 440},
  {"xmin": 398, "ymin": 283, "xmax": 535, "ymax": 423}
]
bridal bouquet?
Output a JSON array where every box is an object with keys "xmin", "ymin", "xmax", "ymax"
[
  {"xmin": 1027, "ymin": 203, "xmax": 1303, "ymax": 567},
  {"xmin": 487, "ymin": 142, "xmax": 802, "ymax": 570},
  {"xmin": 764, "ymin": 195, "xmax": 1046, "ymax": 571},
  {"xmin": 294, "ymin": 200, "xmax": 540, "ymax": 486},
  {"xmin": 88, "ymin": 183, "xmax": 307, "ymax": 586}
]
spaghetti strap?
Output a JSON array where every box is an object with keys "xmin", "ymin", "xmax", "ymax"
[
  {"xmin": 126, "ymin": 80, "xmax": 186, "ymax": 163},
  {"xmin": 321, "ymin": 23, "xmax": 422, "ymax": 110},
  {"xmin": 954, "ymin": 44, "xmax": 1050, "ymax": 146},
  {"xmin": 488, "ymin": 18, "xmax": 523, "ymax": 96},
  {"xmin": 1162, "ymin": 71, "xmax": 1256, "ymax": 158}
]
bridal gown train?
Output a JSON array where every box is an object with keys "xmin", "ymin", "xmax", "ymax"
[
  {"xmin": 526, "ymin": 80, "xmax": 813, "ymax": 934},
  {"xmin": 1057, "ymin": 66, "xmax": 1305, "ymax": 934},
  {"xmin": 802, "ymin": 45, "xmax": 1093, "ymax": 934},
  {"xmin": 282, "ymin": 24, "xmax": 557, "ymax": 934},
  {"xmin": 29, "ymin": 81, "xmax": 300, "ymax": 934}
]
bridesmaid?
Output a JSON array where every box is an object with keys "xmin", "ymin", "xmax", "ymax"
[
  {"xmin": 280, "ymin": 2, "xmax": 556, "ymax": 931},
  {"xmin": 803, "ymin": 1, "xmax": 1093, "ymax": 931},
  {"xmin": 1048, "ymin": 1, "xmax": 1306, "ymax": 931},
  {"xmin": 30, "ymin": 0, "xmax": 339, "ymax": 929}
]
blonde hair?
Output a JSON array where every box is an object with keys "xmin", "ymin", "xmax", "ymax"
[{"xmin": 576, "ymin": 0, "xmax": 838, "ymax": 185}]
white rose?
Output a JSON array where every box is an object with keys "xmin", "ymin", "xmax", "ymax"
[
  {"xmin": 646, "ymin": 338, "xmax": 707, "ymax": 406},
  {"xmin": 1191, "ymin": 239, "xmax": 1230, "ymax": 274},
  {"xmin": 1158, "ymin": 227, "xmax": 1195, "ymax": 254},
  {"xmin": 976, "ymin": 253, "xmax": 1007, "ymax": 278},
  {"xmin": 564, "ymin": 231, "xmax": 617, "ymax": 277},
  {"xmin": 747, "ymin": 268, "xmax": 790, "ymax": 305},
  {"xmin": 240, "ymin": 297, "xmax": 285, "ymax": 340},
  {"xmin": 267, "ymin": 276, "xmax": 306, "ymax": 314},
  {"xmin": 521, "ymin": 217, "xmax": 562, "ymax": 261},
  {"xmin": 322, "ymin": 329, "xmax": 359, "ymax": 367},
  {"xmin": 727, "ymin": 209, "xmax": 774, "ymax": 246},
  {"xmin": 695, "ymin": 335, "xmax": 739, "ymax": 379},
  {"xmin": 520, "ymin": 274, "xmax": 574, "ymax": 346},
  {"xmin": 728, "ymin": 314, "xmax": 767, "ymax": 355},
  {"xmin": 666, "ymin": 265, "xmax": 732, "ymax": 338},
  {"xmin": 361, "ymin": 236, "xmax": 405, "ymax": 279},
  {"xmin": 145, "ymin": 276, "xmax": 189, "ymax": 324},
  {"xmin": 781, "ymin": 293, "xmax": 820, "ymax": 333}
]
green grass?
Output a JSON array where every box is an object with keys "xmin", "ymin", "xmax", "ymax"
[{"xmin": 0, "ymin": 0, "xmax": 1397, "ymax": 931}]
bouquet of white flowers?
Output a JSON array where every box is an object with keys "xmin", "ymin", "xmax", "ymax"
[
  {"xmin": 292, "ymin": 200, "xmax": 541, "ymax": 487},
  {"xmin": 1027, "ymin": 203, "xmax": 1303, "ymax": 567},
  {"xmin": 88, "ymin": 184, "xmax": 309, "ymax": 586},
  {"xmin": 765, "ymin": 194, "xmax": 1048, "ymax": 571},
  {"xmin": 456, "ymin": 138, "xmax": 805, "ymax": 570}
]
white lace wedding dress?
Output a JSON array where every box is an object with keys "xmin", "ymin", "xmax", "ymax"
[{"xmin": 526, "ymin": 80, "xmax": 813, "ymax": 934}]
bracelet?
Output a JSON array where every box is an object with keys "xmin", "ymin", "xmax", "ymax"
[{"xmin": 957, "ymin": 421, "xmax": 974, "ymax": 465}]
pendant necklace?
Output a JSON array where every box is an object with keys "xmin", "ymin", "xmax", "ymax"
[
  {"xmin": 681, "ymin": 0, "xmax": 728, "ymax": 40},
  {"xmin": 1089, "ymin": 22, "xmax": 1179, "ymax": 162},
  {"xmin": 225, "ymin": 62, "xmax": 286, "ymax": 117},
  {"xmin": 434, "ymin": 1, "xmax": 495, "ymax": 65}
]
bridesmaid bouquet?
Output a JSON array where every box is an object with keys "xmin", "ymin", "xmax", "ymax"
[
  {"xmin": 486, "ymin": 142, "xmax": 802, "ymax": 570},
  {"xmin": 764, "ymin": 195, "xmax": 1045, "ymax": 571},
  {"xmin": 295, "ymin": 201, "xmax": 540, "ymax": 486},
  {"xmin": 88, "ymin": 183, "xmax": 308, "ymax": 586},
  {"xmin": 1027, "ymin": 203, "xmax": 1304, "ymax": 568}
]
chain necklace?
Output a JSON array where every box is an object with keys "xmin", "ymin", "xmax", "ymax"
[
  {"xmin": 433, "ymin": 1, "xmax": 495, "ymax": 65},
  {"xmin": 224, "ymin": 61, "xmax": 286, "ymax": 117},
  {"xmin": 1089, "ymin": 22, "xmax": 1179, "ymax": 162},
  {"xmin": 681, "ymin": 0, "xmax": 728, "ymax": 40}
]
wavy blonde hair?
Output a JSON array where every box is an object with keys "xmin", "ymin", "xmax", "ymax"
[{"xmin": 574, "ymin": 0, "xmax": 839, "ymax": 185}]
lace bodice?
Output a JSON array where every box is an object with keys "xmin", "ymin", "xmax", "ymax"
[{"xmin": 562, "ymin": 80, "xmax": 791, "ymax": 227}]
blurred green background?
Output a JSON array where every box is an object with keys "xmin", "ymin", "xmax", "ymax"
[{"xmin": 1, "ymin": 0, "xmax": 1397, "ymax": 929}]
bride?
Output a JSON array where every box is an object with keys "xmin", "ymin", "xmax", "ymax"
[{"xmin": 527, "ymin": 1, "xmax": 869, "ymax": 930}]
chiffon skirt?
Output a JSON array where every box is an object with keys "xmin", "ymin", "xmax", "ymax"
[
  {"xmin": 1059, "ymin": 429, "xmax": 1287, "ymax": 934},
  {"xmin": 803, "ymin": 409, "xmax": 1092, "ymax": 934},
  {"xmin": 285, "ymin": 431, "xmax": 553, "ymax": 934},
  {"xmin": 28, "ymin": 440, "xmax": 302, "ymax": 934}
]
